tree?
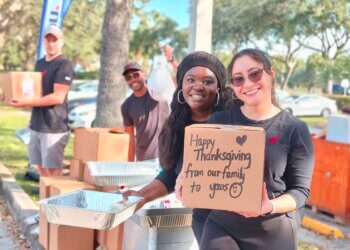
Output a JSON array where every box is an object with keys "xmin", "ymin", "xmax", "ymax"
[
  {"xmin": 130, "ymin": 9, "xmax": 188, "ymax": 65},
  {"xmin": 0, "ymin": 1, "xmax": 40, "ymax": 70},
  {"xmin": 296, "ymin": 0, "xmax": 350, "ymax": 93},
  {"xmin": 212, "ymin": 0, "xmax": 307, "ymax": 90},
  {"xmin": 60, "ymin": 0, "xmax": 105, "ymax": 70},
  {"xmin": 94, "ymin": 0, "xmax": 133, "ymax": 127}
]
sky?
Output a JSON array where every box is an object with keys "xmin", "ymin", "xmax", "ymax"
[{"xmin": 141, "ymin": 0, "xmax": 190, "ymax": 28}]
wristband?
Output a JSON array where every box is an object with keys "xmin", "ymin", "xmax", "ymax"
[{"xmin": 167, "ymin": 56, "xmax": 175, "ymax": 63}]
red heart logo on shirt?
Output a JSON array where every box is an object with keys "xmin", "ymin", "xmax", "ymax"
[{"xmin": 269, "ymin": 134, "xmax": 280, "ymax": 144}]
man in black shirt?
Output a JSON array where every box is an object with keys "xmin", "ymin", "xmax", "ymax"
[
  {"xmin": 11, "ymin": 24, "xmax": 73, "ymax": 177},
  {"xmin": 121, "ymin": 62, "xmax": 169, "ymax": 161}
]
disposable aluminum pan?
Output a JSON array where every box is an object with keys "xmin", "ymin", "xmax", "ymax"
[
  {"xmin": 131, "ymin": 194, "xmax": 193, "ymax": 228},
  {"xmin": 87, "ymin": 161, "xmax": 160, "ymax": 187},
  {"xmin": 39, "ymin": 190, "xmax": 141, "ymax": 230}
]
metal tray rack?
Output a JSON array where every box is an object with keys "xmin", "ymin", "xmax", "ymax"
[
  {"xmin": 87, "ymin": 161, "xmax": 160, "ymax": 187},
  {"xmin": 39, "ymin": 190, "xmax": 141, "ymax": 230},
  {"xmin": 131, "ymin": 194, "xmax": 193, "ymax": 228}
]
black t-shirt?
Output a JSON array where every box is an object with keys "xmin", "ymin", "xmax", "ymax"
[
  {"xmin": 208, "ymin": 105, "xmax": 314, "ymax": 209},
  {"xmin": 121, "ymin": 91, "xmax": 169, "ymax": 160},
  {"xmin": 30, "ymin": 55, "xmax": 74, "ymax": 133},
  {"xmin": 156, "ymin": 120, "xmax": 206, "ymax": 192}
]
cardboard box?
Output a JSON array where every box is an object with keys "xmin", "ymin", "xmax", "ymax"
[
  {"xmin": 96, "ymin": 225, "xmax": 124, "ymax": 250},
  {"xmin": 39, "ymin": 177, "xmax": 94, "ymax": 249},
  {"xmin": 39, "ymin": 207, "xmax": 49, "ymax": 250},
  {"xmin": 182, "ymin": 124, "xmax": 265, "ymax": 213},
  {"xmin": 69, "ymin": 159, "xmax": 84, "ymax": 181},
  {"xmin": 49, "ymin": 183, "xmax": 95, "ymax": 250},
  {"xmin": 39, "ymin": 176, "xmax": 75, "ymax": 200},
  {"xmin": 0, "ymin": 72, "xmax": 42, "ymax": 104},
  {"xmin": 74, "ymin": 128, "xmax": 130, "ymax": 164}
]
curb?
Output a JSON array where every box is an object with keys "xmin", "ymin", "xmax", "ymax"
[
  {"xmin": 0, "ymin": 163, "xmax": 41, "ymax": 250},
  {"xmin": 301, "ymin": 216, "xmax": 345, "ymax": 239}
]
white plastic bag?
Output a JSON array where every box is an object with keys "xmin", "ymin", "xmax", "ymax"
[{"xmin": 147, "ymin": 55, "xmax": 175, "ymax": 104}]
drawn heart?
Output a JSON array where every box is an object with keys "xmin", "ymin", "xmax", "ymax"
[{"xmin": 236, "ymin": 135, "xmax": 247, "ymax": 146}]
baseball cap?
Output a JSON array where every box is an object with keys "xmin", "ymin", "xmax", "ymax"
[
  {"xmin": 43, "ymin": 24, "xmax": 63, "ymax": 39},
  {"xmin": 122, "ymin": 62, "xmax": 143, "ymax": 75}
]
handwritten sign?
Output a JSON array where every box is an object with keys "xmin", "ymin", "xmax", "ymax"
[{"xmin": 182, "ymin": 124, "xmax": 265, "ymax": 213}]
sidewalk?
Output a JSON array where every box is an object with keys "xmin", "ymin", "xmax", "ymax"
[
  {"xmin": 0, "ymin": 164, "xmax": 40, "ymax": 250},
  {"xmin": 0, "ymin": 194, "xmax": 25, "ymax": 249}
]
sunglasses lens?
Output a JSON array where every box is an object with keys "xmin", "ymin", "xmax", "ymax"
[
  {"xmin": 231, "ymin": 77, "xmax": 244, "ymax": 87},
  {"xmin": 133, "ymin": 72, "xmax": 140, "ymax": 78},
  {"xmin": 248, "ymin": 69, "xmax": 263, "ymax": 82}
]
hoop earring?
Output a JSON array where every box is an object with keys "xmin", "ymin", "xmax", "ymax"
[
  {"xmin": 214, "ymin": 91, "xmax": 220, "ymax": 107},
  {"xmin": 177, "ymin": 90, "xmax": 186, "ymax": 104},
  {"xmin": 232, "ymin": 92, "xmax": 238, "ymax": 100}
]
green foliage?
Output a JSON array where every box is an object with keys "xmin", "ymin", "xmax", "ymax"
[
  {"xmin": 0, "ymin": 1, "xmax": 41, "ymax": 70},
  {"xmin": 130, "ymin": 8, "xmax": 188, "ymax": 63},
  {"xmin": 74, "ymin": 71, "xmax": 99, "ymax": 80},
  {"xmin": 63, "ymin": 0, "xmax": 105, "ymax": 69}
]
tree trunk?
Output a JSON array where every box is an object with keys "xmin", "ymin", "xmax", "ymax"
[
  {"xmin": 94, "ymin": 0, "xmax": 133, "ymax": 127},
  {"xmin": 280, "ymin": 61, "xmax": 296, "ymax": 90}
]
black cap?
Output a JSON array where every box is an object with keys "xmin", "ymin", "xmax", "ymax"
[
  {"xmin": 176, "ymin": 51, "xmax": 227, "ymax": 90},
  {"xmin": 122, "ymin": 62, "xmax": 143, "ymax": 75}
]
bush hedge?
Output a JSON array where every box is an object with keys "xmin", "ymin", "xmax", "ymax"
[
  {"xmin": 74, "ymin": 71, "xmax": 99, "ymax": 80},
  {"xmin": 326, "ymin": 95, "xmax": 350, "ymax": 110}
]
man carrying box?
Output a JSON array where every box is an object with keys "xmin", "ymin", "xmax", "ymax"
[
  {"xmin": 121, "ymin": 62, "xmax": 169, "ymax": 161},
  {"xmin": 11, "ymin": 24, "xmax": 73, "ymax": 177}
]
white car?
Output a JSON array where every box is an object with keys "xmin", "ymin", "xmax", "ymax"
[
  {"xmin": 68, "ymin": 103, "xmax": 96, "ymax": 128},
  {"xmin": 280, "ymin": 94, "xmax": 337, "ymax": 117},
  {"xmin": 68, "ymin": 80, "xmax": 98, "ymax": 101}
]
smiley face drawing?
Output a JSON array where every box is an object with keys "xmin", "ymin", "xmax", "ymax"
[{"xmin": 229, "ymin": 182, "xmax": 243, "ymax": 198}]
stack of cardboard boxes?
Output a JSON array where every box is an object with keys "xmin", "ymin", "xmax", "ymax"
[{"xmin": 39, "ymin": 127, "xmax": 130, "ymax": 250}]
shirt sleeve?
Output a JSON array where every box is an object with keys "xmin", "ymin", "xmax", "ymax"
[
  {"xmin": 54, "ymin": 59, "xmax": 74, "ymax": 85},
  {"xmin": 284, "ymin": 120, "xmax": 315, "ymax": 208},
  {"xmin": 121, "ymin": 101, "xmax": 133, "ymax": 126},
  {"xmin": 155, "ymin": 167, "xmax": 178, "ymax": 193}
]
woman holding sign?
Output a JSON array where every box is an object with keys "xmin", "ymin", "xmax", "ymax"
[
  {"xmin": 123, "ymin": 51, "xmax": 232, "ymax": 243},
  {"xmin": 189, "ymin": 49, "xmax": 314, "ymax": 250}
]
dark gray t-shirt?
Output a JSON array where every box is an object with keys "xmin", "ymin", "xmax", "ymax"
[
  {"xmin": 121, "ymin": 91, "xmax": 169, "ymax": 161},
  {"xmin": 30, "ymin": 55, "xmax": 73, "ymax": 133}
]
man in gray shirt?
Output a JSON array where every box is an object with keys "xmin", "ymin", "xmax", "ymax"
[{"xmin": 121, "ymin": 62, "xmax": 169, "ymax": 161}]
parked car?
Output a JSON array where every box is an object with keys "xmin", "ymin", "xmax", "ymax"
[
  {"xmin": 67, "ymin": 88, "xmax": 133, "ymax": 129},
  {"xmin": 280, "ymin": 94, "xmax": 337, "ymax": 117},
  {"xmin": 68, "ymin": 103, "xmax": 96, "ymax": 128},
  {"xmin": 322, "ymin": 84, "xmax": 350, "ymax": 95},
  {"xmin": 68, "ymin": 97, "xmax": 96, "ymax": 112},
  {"xmin": 68, "ymin": 80, "xmax": 98, "ymax": 101},
  {"xmin": 275, "ymin": 89, "xmax": 289, "ymax": 104}
]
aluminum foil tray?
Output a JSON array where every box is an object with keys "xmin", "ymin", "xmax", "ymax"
[
  {"xmin": 87, "ymin": 161, "xmax": 159, "ymax": 187},
  {"xmin": 132, "ymin": 194, "xmax": 193, "ymax": 228},
  {"xmin": 39, "ymin": 190, "xmax": 140, "ymax": 230}
]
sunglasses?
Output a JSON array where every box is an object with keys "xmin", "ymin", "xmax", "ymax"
[
  {"xmin": 231, "ymin": 68, "xmax": 269, "ymax": 87},
  {"xmin": 124, "ymin": 72, "xmax": 140, "ymax": 81}
]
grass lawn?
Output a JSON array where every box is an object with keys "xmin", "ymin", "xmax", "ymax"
[{"xmin": 0, "ymin": 104, "xmax": 73, "ymax": 204}]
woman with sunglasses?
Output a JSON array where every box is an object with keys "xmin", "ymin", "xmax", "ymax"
[
  {"xmin": 123, "ymin": 51, "xmax": 232, "ymax": 244},
  {"xmin": 181, "ymin": 49, "xmax": 314, "ymax": 250}
]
